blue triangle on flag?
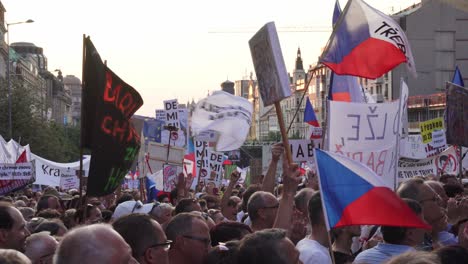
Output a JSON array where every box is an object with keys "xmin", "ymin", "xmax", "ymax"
[
  {"xmin": 315, "ymin": 149, "xmax": 373, "ymax": 227},
  {"xmin": 452, "ymin": 66, "xmax": 465, "ymax": 87}
]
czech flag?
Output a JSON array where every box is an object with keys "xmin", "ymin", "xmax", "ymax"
[
  {"xmin": 329, "ymin": 0, "xmax": 365, "ymax": 103},
  {"xmin": 304, "ymin": 98, "xmax": 320, "ymax": 127},
  {"xmin": 314, "ymin": 149, "xmax": 430, "ymax": 230},
  {"xmin": 452, "ymin": 66, "xmax": 465, "ymax": 87},
  {"xmin": 320, "ymin": 0, "xmax": 416, "ymax": 79}
]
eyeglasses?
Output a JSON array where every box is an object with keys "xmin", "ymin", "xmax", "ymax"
[
  {"xmin": 183, "ymin": 235, "xmax": 211, "ymax": 246},
  {"xmin": 148, "ymin": 240, "xmax": 173, "ymax": 251},
  {"xmin": 39, "ymin": 252, "xmax": 55, "ymax": 260},
  {"xmin": 131, "ymin": 201, "xmax": 143, "ymax": 213},
  {"xmin": 419, "ymin": 195, "xmax": 442, "ymax": 205}
]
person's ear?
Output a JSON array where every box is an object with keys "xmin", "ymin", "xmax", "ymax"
[
  {"xmin": 0, "ymin": 229, "xmax": 9, "ymax": 244},
  {"xmin": 143, "ymin": 247, "xmax": 155, "ymax": 263}
]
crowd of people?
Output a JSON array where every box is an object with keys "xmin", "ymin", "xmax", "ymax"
[{"xmin": 0, "ymin": 143, "xmax": 467, "ymax": 264}]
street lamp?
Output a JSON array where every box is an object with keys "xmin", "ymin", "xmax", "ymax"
[{"xmin": 6, "ymin": 19, "xmax": 34, "ymax": 139}]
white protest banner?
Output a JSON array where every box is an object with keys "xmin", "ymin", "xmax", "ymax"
[
  {"xmin": 0, "ymin": 163, "xmax": 33, "ymax": 180},
  {"xmin": 192, "ymin": 91, "xmax": 252, "ymax": 151},
  {"xmin": 194, "ymin": 141, "xmax": 211, "ymax": 185},
  {"xmin": 163, "ymin": 99, "xmax": 180, "ymax": 129},
  {"xmin": 328, "ymin": 100, "xmax": 401, "ymax": 188},
  {"xmin": 59, "ymin": 169, "xmax": 80, "ymax": 190},
  {"xmin": 249, "ymin": 22, "xmax": 291, "ymax": 106},
  {"xmin": 328, "ymin": 100, "xmax": 400, "ymax": 151},
  {"xmin": 398, "ymin": 157, "xmax": 435, "ymax": 181},
  {"xmin": 208, "ymin": 151, "xmax": 224, "ymax": 187},
  {"xmin": 163, "ymin": 164, "xmax": 182, "ymax": 192},
  {"xmin": 32, "ymin": 154, "xmax": 91, "ymax": 187},
  {"xmin": 398, "ymin": 146, "xmax": 459, "ymax": 182}
]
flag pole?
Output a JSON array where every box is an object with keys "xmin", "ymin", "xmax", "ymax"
[
  {"xmin": 78, "ymin": 34, "xmax": 86, "ymax": 211},
  {"xmin": 275, "ymin": 102, "xmax": 293, "ymax": 164},
  {"xmin": 327, "ymin": 231, "xmax": 337, "ymax": 264}
]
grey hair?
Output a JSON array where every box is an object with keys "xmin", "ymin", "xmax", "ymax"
[
  {"xmin": 152, "ymin": 203, "xmax": 173, "ymax": 218},
  {"xmin": 397, "ymin": 178, "xmax": 425, "ymax": 201}
]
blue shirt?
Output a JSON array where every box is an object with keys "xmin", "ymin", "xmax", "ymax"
[{"xmin": 354, "ymin": 243, "xmax": 414, "ymax": 264}]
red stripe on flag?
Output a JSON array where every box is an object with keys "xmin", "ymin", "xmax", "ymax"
[{"xmin": 323, "ymin": 38, "xmax": 407, "ymax": 79}]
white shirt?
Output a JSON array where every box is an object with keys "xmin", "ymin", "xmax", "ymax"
[{"xmin": 296, "ymin": 238, "xmax": 332, "ymax": 264}]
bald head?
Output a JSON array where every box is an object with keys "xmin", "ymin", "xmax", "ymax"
[
  {"xmin": 54, "ymin": 224, "xmax": 135, "ymax": 264},
  {"xmin": 25, "ymin": 232, "xmax": 58, "ymax": 264}
]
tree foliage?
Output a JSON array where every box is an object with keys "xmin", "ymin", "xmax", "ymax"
[{"xmin": 0, "ymin": 78, "xmax": 81, "ymax": 162}]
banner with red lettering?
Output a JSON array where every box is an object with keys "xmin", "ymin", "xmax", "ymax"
[{"xmin": 82, "ymin": 36, "xmax": 143, "ymax": 196}]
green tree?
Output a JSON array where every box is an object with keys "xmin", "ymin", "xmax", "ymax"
[{"xmin": 0, "ymin": 78, "xmax": 81, "ymax": 162}]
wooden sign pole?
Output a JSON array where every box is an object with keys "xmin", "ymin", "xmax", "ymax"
[{"xmin": 275, "ymin": 101, "xmax": 293, "ymax": 164}]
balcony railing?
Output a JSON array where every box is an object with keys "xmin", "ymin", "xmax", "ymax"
[{"xmin": 407, "ymin": 93, "xmax": 446, "ymax": 108}]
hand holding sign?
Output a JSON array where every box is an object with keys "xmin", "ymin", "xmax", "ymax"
[
  {"xmin": 229, "ymin": 171, "xmax": 241, "ymax": 185},
  {"xmin": 271, "ymin": 142, "xmax": 284, "ymax": 162},
  {"xmin": 281, "ymin": 159, "xmax": 301, "ymax": 196}
]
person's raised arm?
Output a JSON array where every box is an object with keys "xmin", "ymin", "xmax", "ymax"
[
  {"xmin": 262, "ymin": 143, "xmax": 284, "ymax": 194},
  {"xmin": 273, "ymin": 159, "xmax": 301, "ymax": 232},
  {"xmin": 221, "ymin": 171, "xmax": 240, "ymax": 211}
]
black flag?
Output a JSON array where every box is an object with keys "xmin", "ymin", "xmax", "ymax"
[{"xmin": 81, "ymin": 36, "xmax": 143, "ymax": 196}]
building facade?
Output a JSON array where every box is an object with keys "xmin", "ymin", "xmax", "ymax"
[
  {"xmin": 390, "ymin": 0, "xmax": 468, "ymax": 131},
  {"xmin": 64, "ymin": 75, "xmax": 81, "ymax": 126}
]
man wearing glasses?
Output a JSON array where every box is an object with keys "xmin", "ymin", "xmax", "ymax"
[
  {"xmin": 165, "ymin": 212, "xmax": 211, "ymax": 264},
  {"xmin": 113, "ymin": 214, "xmax": 169, "ymax": 264}
]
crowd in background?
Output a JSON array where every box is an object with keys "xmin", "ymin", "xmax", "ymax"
[{"xmin": 0, "ymin": 143, "xmax": 468, "ymax": 264}]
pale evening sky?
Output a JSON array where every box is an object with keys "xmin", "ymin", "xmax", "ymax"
[{"xmin": 3, "ymin": 0, "xmax": 418, "ymax": 116}]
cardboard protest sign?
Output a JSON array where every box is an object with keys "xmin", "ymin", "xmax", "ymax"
[
  {"xmin": 446, "ymin": 82, "xmax": 468, "ymax": 147},
  {"xmin": 208, "ymin": 150, "xmax": 224, "ymax": 187},
  {"xmin": 59, "ymin": 169, "xmax": 80, "ymax": 191},
  {"xmin": 155, "ymin": 108, "xmax": 189, "ymax": 148},
  {"xmin": 163, "ymin": 164, "xmax": 182, "ymax": 192},
  {"xmin": 163, "ymin": 99, "xmax": 180, "ymax": 129},
  {"xmin": 227, "ymin": 150, "xmax": 240, "ymax": 161},
  {"xmin": 146, "ymin": 142, "xmax": 184, "ymax": 173},
  {"xmin": 249, "ymin": 22, "xmax": 291, "ymax": 106},
  {"xmin": 289, "ymin": 140, "xmax": 317, "ymax": 162},
  {"xmin": 82, "ymin": 36, "xmax": 143, "ymax": 196},
  {"xmin": 419, "ymin": 117, "xmax": 444, "ymax": 144},
  {"xmin": 194, "ymin": 141, "xmax": 211, "ymax": 185}
]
